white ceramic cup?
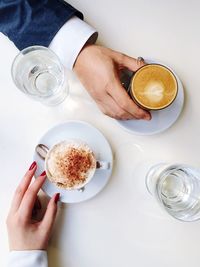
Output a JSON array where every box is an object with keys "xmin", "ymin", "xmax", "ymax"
[{"xmin": 36, "ymin": 139, "xmax": 110, "ymax": 190}]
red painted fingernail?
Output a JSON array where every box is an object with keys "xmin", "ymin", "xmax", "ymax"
[
  {"xmin": 40, "ymin": 171, "xmax": 46, "ymax": 176},
  {"xmin": 29, "ymin": 161, "xmax": 36, "ymax": 170},
  {"xmin": 54, "ymin": 193, "xmax": 60, "ymax": 204}
]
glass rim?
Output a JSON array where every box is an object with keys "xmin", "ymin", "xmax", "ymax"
[{"xmin": 11, "ymin": 45, "xmax": 64, "ymax": 88}]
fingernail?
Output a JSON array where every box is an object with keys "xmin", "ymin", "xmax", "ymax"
[
  {"xmin": 54, "ymin": 193, "xmax": 60, "ymax": 204},
  {"xmin": 40, "ymin": 171, "xmax": 46, "ymax": 177},
  {"xmin": 29, "ymin": 161, "xmax": 36, "ymax": 170}
]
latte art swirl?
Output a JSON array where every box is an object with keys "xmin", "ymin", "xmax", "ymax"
[{"xmin": 131, "ymin": 64, "xmax": 178, "ymax": 110}]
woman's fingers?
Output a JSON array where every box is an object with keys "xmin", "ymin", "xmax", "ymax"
[
  {"xmin": 40, "ymin": 193, "xmax": 59, "ymax": 235},
  {"xmin": 18, "ymin": 171, "xmax": 46, "ymax": 222},
  {"xmin": 10, "ymin": 162, "xmax": 37, "ymax": 213}
]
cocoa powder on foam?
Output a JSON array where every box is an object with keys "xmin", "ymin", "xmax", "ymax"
[
  {"xmin": 56, "ymin": 147, "xmax": 95, "ymax": 188},
  {"xmin": 47, "ymin": 143, "xmax": 96, "ymax": 189}
]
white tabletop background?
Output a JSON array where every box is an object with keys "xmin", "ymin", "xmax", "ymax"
[{"xmin": 1, "ymin": 0, "xmax": 200, "ymax": 266}]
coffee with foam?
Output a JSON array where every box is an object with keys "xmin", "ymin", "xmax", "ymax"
[
  {"xmin": 45, "ymin": 140, "xmax": 96, "ymax": 190},
  {"xmin": 130, "ymin": 64, "xmax": 178, "ymax": 110}
]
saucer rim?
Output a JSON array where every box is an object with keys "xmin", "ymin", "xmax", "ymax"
[
  {"xmin": 33, "ymin": 120, "xmax": 113, "ymax": 203},
  {"xmin": 116, "ymin": 59, "xmax": 184, "ymax": 136}
]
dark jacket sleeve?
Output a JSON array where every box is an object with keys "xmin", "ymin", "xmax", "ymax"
[{"xmin": 0, "ymin": 0, "xmax": 83, "ymax": 50}]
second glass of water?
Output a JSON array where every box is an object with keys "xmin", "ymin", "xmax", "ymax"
[
  {"xmin": 11, "ymin": 46, "xmax": 68, "ymax": 106},
  {"xmin": 146, "ymin": 163, "xmax": 200, "ymax": 222}
]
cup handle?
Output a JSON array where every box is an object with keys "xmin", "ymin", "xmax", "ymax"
[
  {"xmin": 35, "ymin": 144, "xmax": 49, "ymax": 160},
  {"xmin": 96, "ymin": 161, "xmax": 110, "ymax": 170}
]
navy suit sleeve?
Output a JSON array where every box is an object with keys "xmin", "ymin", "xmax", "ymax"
[{"xmin": 0, "ymin": 0, "xmax": 83, "ymax": 50}]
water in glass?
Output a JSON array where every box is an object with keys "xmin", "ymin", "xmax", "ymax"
[
  {"xmin": 146, "ymin": 164, "xmax": 200, "ymax": 222},
  {"xmin": 11, "ymin": 46, "xmax": 68, "ymax": 105}
]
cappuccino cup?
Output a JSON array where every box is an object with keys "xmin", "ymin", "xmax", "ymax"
[
  {"xmin": 36, "ymin": 140, "xmax": 110, "ymax": 190},
  {"xmin": 129, "ymin": 64, "xmax": 178, "ymax": 110}
]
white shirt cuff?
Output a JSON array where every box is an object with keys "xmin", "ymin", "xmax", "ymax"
[
  {"xmin": 49, "ymin": 16, "xmax": 98, "ymax": 69},
  {"xmin": 7, "ymin": 250, "xmax": 48, "ymax": 267}
]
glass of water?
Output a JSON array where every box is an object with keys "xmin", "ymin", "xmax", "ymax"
[
  {"xmin": 11, "ymin": 46, "xmax": 68, "ymax": 106},
  {"xmin": 146, "ymin": 163, "xmax": 200, "ymax": 222}
]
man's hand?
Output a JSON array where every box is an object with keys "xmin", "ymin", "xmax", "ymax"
[{"xmin": 74, "ymin": 45, "xmax": 151, "ymax": 120}]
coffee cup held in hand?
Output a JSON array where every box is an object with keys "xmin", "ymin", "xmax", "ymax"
[
  {"xmin": 130, "ymin": 64, "xmax": 178, "ymax": 110},
  {"xmin": 36, "ymin": 140, "xmax": 109, "ymax": 190}
]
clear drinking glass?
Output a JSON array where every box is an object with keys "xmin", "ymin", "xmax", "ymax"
[
  {"xmin": 146, "ymin": 163, "xmax": 200, "ymax": 222},
  {"xmin": 11, "ymin": 46, "xmax": 68, "ymax": 106}
]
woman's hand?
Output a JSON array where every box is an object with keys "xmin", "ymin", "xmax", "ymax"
[
  {"xmin": 6, "ymin": 161, "xmax": 60, "ymax": 251},
  {"xmin": 74, "ymin": 45, "xmax": 151, "ymax": 120}
]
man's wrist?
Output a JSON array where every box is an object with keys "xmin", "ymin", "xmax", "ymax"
[{"xmin": 49, "ymin": 16, "xmax": 98, "ymax": 69}]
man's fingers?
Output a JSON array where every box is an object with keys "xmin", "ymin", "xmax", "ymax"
[
  {"xmin": 40, "ymin": 193, "xmax": 59, "ymax": 234},
  {"xmin": 10, "ymin": 162, "xmax": 37, "ymax": 213},
  {"xmin": 18, "ymin": 172, "xmax": 46, "ymax": 222},
  {"xmin": 96, "ymin": 95, "xmax": 134, "ymax": 120},
  {"xmin": 108, "ymin": 80, "xmax": 151, "ymax": 120},
  {"xmin": 121, "ymin": 55, "xmax": 145, "ymax": 71},
  {"xmin": 114, "ymin": 52, "xmax": 145, "ymax": 71},
  {"xmin": 112, "ymin": 53, "xmax": 151, "ymax": 120}
]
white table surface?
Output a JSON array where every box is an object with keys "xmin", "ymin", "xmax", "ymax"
[{"xmin": 1, "ymin": 1, "xmax": 200, "ymax": 266}]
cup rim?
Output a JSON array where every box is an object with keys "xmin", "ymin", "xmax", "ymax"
[
  {"xmin": 130, "ymin": 63, "xmax": 178, "ymax": 111},
  {"xmin": 45, "ymin": 139, "xmax": 97, "ymax": 190}
]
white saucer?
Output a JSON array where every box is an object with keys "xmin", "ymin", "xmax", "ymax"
[
  {"xmin": 117, "ymin": 59, "xmax": 184, "ymax": 135},
  {"xmin": 33, "ymin": 120, "xmax": 113, "ymax": 203}
]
